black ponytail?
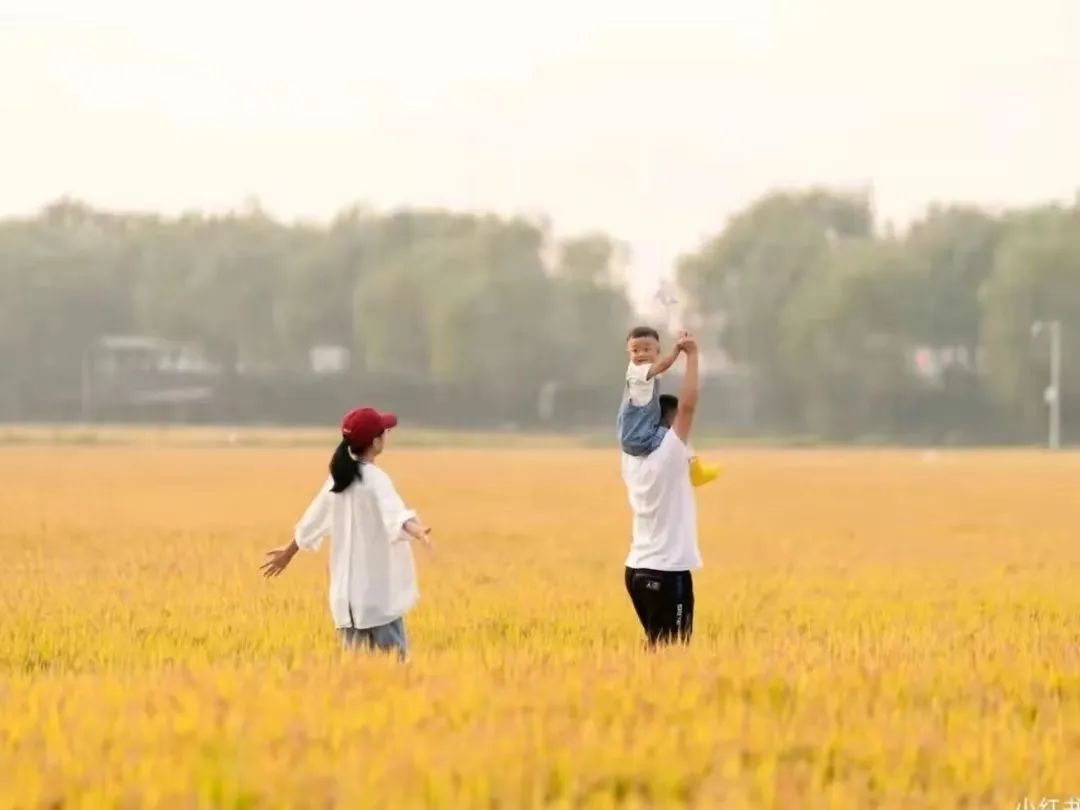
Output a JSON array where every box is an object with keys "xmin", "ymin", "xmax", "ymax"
[{"xmin": 329, "ymin": 439, "xmax": 363, "ymax": 493}]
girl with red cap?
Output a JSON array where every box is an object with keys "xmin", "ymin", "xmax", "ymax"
[{"xmin": 261, "ymin": 407, "xmax": 430, "ymax": 658}]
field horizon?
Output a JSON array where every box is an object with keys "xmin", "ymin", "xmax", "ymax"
[{"xmin": 0, "ymin": 422, "xmax": 1060, "ymax": 452}]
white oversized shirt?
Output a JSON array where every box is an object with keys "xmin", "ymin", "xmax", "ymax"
[
  {"xmin": 621, "ymin": 430, "xmax": 702, "ymax": 572},
  {"xmin": 626, "ymin": 361, "xmax": 656, "ymax": 406},
  {"xmin": 293, "ymin": 464, "xmax": 419, "ymax": 629}
]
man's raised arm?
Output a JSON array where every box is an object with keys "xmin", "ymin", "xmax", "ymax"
[{"xmin": 672, "ymin": 335, "xmax": 700, "ymax": 443}]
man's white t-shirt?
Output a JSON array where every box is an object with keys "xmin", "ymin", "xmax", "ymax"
[
  {"xmin": 626, "ymin": 361, "xmax": 655, "ymax": 406},
  {"xmin": 293, "ymin": 465, "xmax": 419, "ymax": 630},
  {"xmin": 621, "ymin": 430, "xmax": 702, "ymax": 571}
]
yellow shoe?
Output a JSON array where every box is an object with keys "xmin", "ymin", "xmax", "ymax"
[{"xmin": 689, "ymin": 456, "xmax": 721, "ymax": 488}]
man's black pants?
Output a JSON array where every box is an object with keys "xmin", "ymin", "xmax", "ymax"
[{"xmin": 625, "ymin": 567, "xmax": 694, "ymax": 646}]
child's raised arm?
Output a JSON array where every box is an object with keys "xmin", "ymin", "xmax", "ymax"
[{"xmin": 647, "ymin": 332, "xmax": 687, "ymax": 380}]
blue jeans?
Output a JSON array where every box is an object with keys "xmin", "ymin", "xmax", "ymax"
[
  {"xmin": 339, "ymin": 617, "xmax": 408, "ymax": 659},
  {"xmin": 618, "ymin": 385, "xmax": 667, "ymax": 456}
]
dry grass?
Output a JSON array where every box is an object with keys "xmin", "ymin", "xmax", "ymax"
[{"xmin": 2, "ymin": 443, "xmax": 1080, "ymax": 808}]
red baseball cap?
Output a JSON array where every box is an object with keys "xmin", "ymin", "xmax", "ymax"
[{"xmin": 341, "ymin": 407, "xmax": 398, "ymax": 448}]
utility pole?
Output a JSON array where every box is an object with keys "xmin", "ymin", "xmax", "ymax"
[
  {"xmin": 1032, "ymin": 320, "xmax": 1063, "ymax": 450},
  {"xmin": 80, "ymin": 343, "xmax": 93, "ymax": 423}
]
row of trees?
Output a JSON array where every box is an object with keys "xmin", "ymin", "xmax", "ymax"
[
  {"xmin": 2, "ymin": 191, "xmax": 1078, "ymax": 442},
  {"xmin": 0, "ymin": 201, "xmax": 631, "ymax": 424},
  {"xmin": 679, "ymin": 189, "xmax": 1080, "ymax": 442}
]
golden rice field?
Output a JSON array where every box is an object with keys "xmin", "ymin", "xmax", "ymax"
[{"xmin": 3, "ymin": 437, "xmax": 1080, "ymax": 808}]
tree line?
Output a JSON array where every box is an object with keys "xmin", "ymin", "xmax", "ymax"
[
  {"xmin": 0, "ymin": 200, "xmax": 630, "ymax": 427},
  {"xmin": 1, "ymin": 191, "xmax": 1078, "ymax": 443},
  {"xmin": 678, "ymin": 189, "xmax": 1080, "ymax": 443}
]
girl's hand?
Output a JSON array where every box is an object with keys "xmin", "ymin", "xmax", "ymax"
[
  {"xmin": 261, "ymin": 542, "xmax": 298, "ymax": 578},
  {"xmin": 404, "ymin": 519, "xmax": 433, "ymax": 545}
]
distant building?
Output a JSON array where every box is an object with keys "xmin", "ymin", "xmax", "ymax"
[
  {"xmin": 94, "ymin": 335, "xmax": 217, "ymax": 377},
  {"xmin": 310, "ymin": 344, "xmax": 350, "ymax": 375},
  {"xmin": 911, "ymin": 345, "xmax": 977, "ymax": 385},
  {"xmin": 84, "ymin": 336, "xmax": 216, "ymax": 419}
]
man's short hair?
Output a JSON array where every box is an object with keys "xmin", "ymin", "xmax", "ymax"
[
  {"xmin": 627, "ymin": 325, "xmax": 660, "ymax": 342},
  {"xmin": 659, "ymin": 394, "xmax": 679, "ymax": 424}
]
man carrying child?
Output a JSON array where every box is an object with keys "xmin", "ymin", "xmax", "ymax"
[{"xmin": 619, "ymin": 328, "xmax": 715, "ymax": 646}]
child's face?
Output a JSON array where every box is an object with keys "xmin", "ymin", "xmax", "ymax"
[{"xmin": 627, "ymin": 335, "xmax": 660, "ymax": 366}]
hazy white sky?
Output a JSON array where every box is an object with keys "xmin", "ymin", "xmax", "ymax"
[{"xmin": 2, "ymin": 0, "xmax": 1078, "ymax": 304}]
